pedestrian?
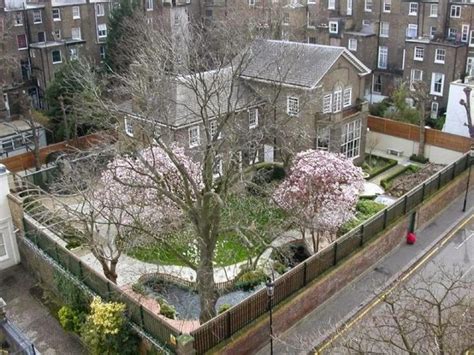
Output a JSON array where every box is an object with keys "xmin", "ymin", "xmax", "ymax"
[{"xmin": 406, "ymin": 231, "xmax": 416, "ymax": 245}]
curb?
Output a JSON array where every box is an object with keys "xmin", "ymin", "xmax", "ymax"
[{"xmin": 313, "ymin": 202, "xmax": 474, "ymax": 353}]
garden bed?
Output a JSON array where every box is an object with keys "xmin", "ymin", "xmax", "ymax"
[
  {"xmin": 362, "ymin": 154, "xmax": 398, "ymax": 180},
  {"xmin": 384, "ymin": 164, "xmax": 444, "ymax": 197}
]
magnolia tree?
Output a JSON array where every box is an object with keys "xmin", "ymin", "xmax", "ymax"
[{"xmin": 274, "ymin": 150, "xmax": 364, "ymax": 253}]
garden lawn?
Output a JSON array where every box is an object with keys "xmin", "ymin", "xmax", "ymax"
[{"xmin": 128, "ymin": 194, "xmax": 286, "ymax": 267}]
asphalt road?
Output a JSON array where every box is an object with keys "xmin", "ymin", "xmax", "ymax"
[{"xmin": 257, "ymin": 191, "xmax": 474, "ymax": 355}]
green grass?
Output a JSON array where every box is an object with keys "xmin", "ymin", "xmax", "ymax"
[
  {"xmin": 339, "ymin": 200, "xmax": 386, "ymax": 235},
  {"xmin": 362, "ymin": 155, "xmax": 398, "ymax": 179},
  {"xmin": 128, "ymin": 194, "xmax": 286, "ymax": 267}
]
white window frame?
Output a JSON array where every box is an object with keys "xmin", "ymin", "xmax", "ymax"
[
  {"xmin": 71, "ymin": 27, "xmax": 81, "ymax": 40},
  {"xmin": 430, "ymin": 72, "xmax": 445, "ymax": 96},
  {"xmin": 316, "ymin": 126, "xmax": 330, "ymax": 151},
  {"xmin": 99, "ymin": 45, "xmax": 106, "ymax": 59},
  {"xmin": 410, "ymin": 69, "xmax": 423, "ymax": 90},
  {"xmin": 248, "ymin": 108, "xmax": 258, "ymax": 129},
  {"xmin": 14, "ymin": 12, "xmax": 23, "ymax": 26},
  {"xmin": 329, "ymin": 21, "xmax": 338, "ymax": 34},
  {"xmin": 383, "ymin": 0, "xmax": 391, "ymax": 13},
  {"xmin": 52, "ymin": 8, "xmax": 61, "ymax": 21},
  {"xmin": 124, "ymin": 118, "xmax": 134, "ymax": 137},
  {"xmin": 409, "ymin": 2, "xmax": 418, "ymax": 16},
  {"xmin": 379, "ymin": 22, "xmax": 389, "ymax": 37},
  {"xmin": 146, "ymin": 0, "xmax": 153, "ymax": 11},
  {"xmin": 97, "ymin": 23, "xmax": 107, "ymax": 38},
  {"xmin": 333, "ymin": 88, "xmax": 342, "ymax": 112},
  {"xmin": 249, "ymin": 0, "xmax": 256, "ymax": 6},
  {"xmin": 69, "ymin": 47, "xmax": 78, "ymax": 60},
  {"xmin": 33, "ymin": 10, "xmax": 42, "ymax": 24},
  {"xmin": 189, "ymin": 126, "xmax": 200, "ymax": 148},
  {"xmin": 17, "ymin": 34, "xmax": 27, "ymax": 50},
  {"xmin": 248, "ymin": 143, "xmax": 259, "ymax": 165},
  {"xmin": 365, "ymin": 0, "xmax": 373, "ymax": 12},
  {"xmin": 209, "ymin": 120, "xmax": 221, "ymax": 139},
  {"xmin": 341, "ymin": 118, "xmax": 361, "ymax": 159},
  {"xmin": 96, "ymin": 3, "xmax": 105, "ymax": 17},
  {"xmin": 406, "ymin": 24, "xmax": 418, "ymax": 38},
  {"xmin": 378, "ymin": 46, "xmax": 388, "ymax": 69},
  {"xmin": 328, "ymin": 0, "xmax": 335, "ymax": 10},
  {"xmin": 72, "ymin": 6, "xmax": 80, "ymax": 19},
  {"xmin": 430, "ymin": 4, "xmax": 438, "ymax": 17},
  {"xmin": 0, "ymin": 232, "xmax": 8, "ymax": 260},
  {"xmin": 213, "ymin": 155, "xmax": 223, "ymax": 177},
  {"xmin": 462, "ymin": 24, "xmax": 470, "ymax": 42},
  {"xmin": 323, "ymin": 94, "xmax": 332, "ymax": 113},
  {"xmin": 470, "ymin": 31, "xmax": 474, "ymax": 47},
  {"xmin": 373, "ymin": 75, "xmax": 382, "ymax": 94},
  {"xmin": 434, "ymin": 48, "xmax": 446, "ymax": 64},
  {"xmin": 343, "ymin": 87, "xmax": 352, "ymax": 107},
  {"xmin": 348, "ymin": 38, "xmax": 357, "ymax": 51},
  {"xmin": 347, "ymin": 0, "xmax": 352, "ymax": 15},
  {"xmin": 52, "ymin": 50, "xmax": 62, "ymax": 64},
  {"xmin": 450, "ymin": 5, "xmax": 461, "ymax": 18},
  {"xmin": 414, "ymin": 46, "xmax": 424, "ymax": 61},
  {"xmin": 430, "ymin": 102, "xmax": 439, "ymax": 119},
  {"xmin": 468, "ymin": 58, "xmax": 474, "ymax": 76},
  {"xmin": 287, "ymin": 96, "xmax": 299, "ymax": 116},
  {"xmin": 430, "ymin": 26, "xmax": 437, "ymax": 39}
]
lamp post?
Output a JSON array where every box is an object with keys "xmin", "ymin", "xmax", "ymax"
[
  {"xmin": 462, "ymin": 146, "xmax": 474, "ymax": 212},
  {"xmin": 266, "ymin": 278, "xmax": 275, "ymax": 355}
]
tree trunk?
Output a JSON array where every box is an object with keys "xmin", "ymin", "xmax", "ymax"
[
  {"xmin": 311, "ymin": 229, "xmax": 320, "ymax": 254},
  {"xmin": 59, "ymin": 96, "xmax": 70, "ymax": 144},
  {"xmin": 418, "ymin": 105, "xmax": 426, "ymax": 158},
  {"xmin": 98, "ymin": 257, "xmax": 118, "ymax": 284},
  {"xmin": 196, "ymin": 245, "xmax": 218, "ymax": 324}
]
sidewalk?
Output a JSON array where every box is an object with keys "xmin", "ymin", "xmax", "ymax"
[{"xmin": 256, "ymin": 189, "xmax": 474, "ymax": 355}]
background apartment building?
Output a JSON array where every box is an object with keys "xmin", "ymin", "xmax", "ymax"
[{"xmin": 0, "ymin": 0, "xmax": 199, "ymax": 120}]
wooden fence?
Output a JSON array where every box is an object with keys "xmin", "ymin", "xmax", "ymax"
[
  {"xmin": 0, "ymin": 133, "xmax": 108, "ymax": 172},
  {"xmin": 367, "ymin": 115, "xmax": 472, "ymax": 153}
]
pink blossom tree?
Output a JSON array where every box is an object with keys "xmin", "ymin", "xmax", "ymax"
[{"xmin": 274, "ymin": 150, "xmax": 364, "ymax": 253}]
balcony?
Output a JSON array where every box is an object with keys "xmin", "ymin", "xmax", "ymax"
[{"xmin": 315, "ymin": 100, "xmax": 368, "ymax": 123}]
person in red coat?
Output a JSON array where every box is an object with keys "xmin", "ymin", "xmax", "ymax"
[{"xmin": 407, "ymin": 232, "xmax": 416, "ymax": 244}]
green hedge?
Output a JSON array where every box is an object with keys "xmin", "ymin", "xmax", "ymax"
[
  {"xmin": 409, "ymin": 154, "xmax": 429, "ymax": 164},
  {"xmin": 380, "ymin": 165, "xmax": 420, "ymax": 190},
  {"xmin": 363, "ymin": 155, "xmax": 398, "ymax": 180}
]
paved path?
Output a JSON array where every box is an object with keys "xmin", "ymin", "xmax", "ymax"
[
  {"xmin": 0, "ymin": 264, "xmax": 86, "ymax": 355},
  {"xmin": 256, "ymin": 189, "xmax": 474, "ymax": 355}
]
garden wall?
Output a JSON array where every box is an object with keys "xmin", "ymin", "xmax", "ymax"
[{"xmin": 216, "ymin": 167, "xmax": 473, "ymax": 355}]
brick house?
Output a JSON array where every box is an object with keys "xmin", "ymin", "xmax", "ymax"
[{"xmin": 120, "ymin": 39, "xmax": 371, "ymax": 166}]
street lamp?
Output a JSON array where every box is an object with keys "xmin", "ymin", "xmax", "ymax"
[
  {"xmin": 462, "ymin": 146, "xmax": 474, "ymax": 212},
  {"xmin": 266, "ymin": 278, "xmax": 275, "ymax": 355}
]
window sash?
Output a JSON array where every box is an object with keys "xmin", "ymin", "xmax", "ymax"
[{"xmin": 343, "ymin": 88, "xmax": 352, "ymax": 107}]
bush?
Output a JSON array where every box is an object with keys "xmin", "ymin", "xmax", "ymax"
[
  {"xmin": 131, "ymin": 282, "xmax": 146, "ymax": 295},
  {"xmin": 156, "ymin": 299, "xmax": 176, "ymax": 319},
  {"xmin": 410, "ymin": 154, "xmax": 429, "ymax": 164},
  {"xmin": 218, "ymin": 303, "xmax": 232, "ymax": 314},
  {"xmin": 362, "ymin": 156, "xmax": 398, "ymax": 180},
  {"xmin": 273, "ymin": 261, "xmax": 287, "ymax": 275},
  {"xmin": 53, "ymin": 271, "xmax": 89, "ymax": 313},
  {"xmin": 356, "ymin": 199, "xmax": 385, "ymax": 216},
  {"xmin": 369, "ymin": 100, "xmax": 391, "ymax": 117},
  {"xmin": 247, "ymin": 163, "xmax": 286, "ymax": 196},
  {"xmin": 235, "ymin": 269, "xmax": 267, "ymax": 291},
  {"xmin": 58, "ymin": 306, "xmax": 85, "ymax": 333}
]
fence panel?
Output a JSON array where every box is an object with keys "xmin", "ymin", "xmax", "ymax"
[
  {"xmin": 362, "ymin": 213, "xmax": 384, "ymax": 243},
  {"xmin": 142, "ymin": 307, "xmax": 178, "ymax": 350},
  {"xmin": 81, "ymin": 265, "xmax": 108, "ymax": 299},
  {"xmin": 406, "ymin": 186, "xmax": 423, "ymax": 211},
  {"xmin": 454, "ymin": 156, "xmax": 468, "ymax": 177},
  {"xmin": 305, "ymin": 245, "xmax": 335, "ymax": 283},
  {"xmin": 386, "ymin": 198, "xmax": 405, "ymax": 225},
  {"xmin": 336, "ymin": 229, "xmax": 361, "ymax": 262},
  {"xmin": 424, "ymin": 176, "xmax": 439, "ymax": 198},
  {"xmin": 273, "ymin": 265, "xmax": 305, "ymax": 305},
  {"xmin": 229, "ymin": 289, "xmax": 267, "ymax": 334},
  {"xmin": 440, "ymin": 165, "xmax": 454, "ymax": 188}
]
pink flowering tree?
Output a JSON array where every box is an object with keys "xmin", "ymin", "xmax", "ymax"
[{"xmin": 274, "ymin": 150, "xmax": 364, "ymax": 253}]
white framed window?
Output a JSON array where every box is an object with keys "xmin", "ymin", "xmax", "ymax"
[
  {"xmin": 462, "ymin": 25, "xmax": 470, "ymax": 42},
  {"xmin": 373, "ymin": 75, "xmax": 382, "ymax": 93},
  {"xmin": 17, "ymin": 34, "xmax": 27, "ymax": 50},
  {"xmin": 97, "ymin": 23, "xmax": 107, "ymax": 38},
  {"xmin": 72, "ymin": 6, "xmax": 80, "ymax": 19},
  {"xmin": 409, "ymin": 2, "xmax": 418, "ymax": 16},
  {"xmin": 431, "ymin": 72, "xmax": 445, "ymax": 96},
  {"xmin": 52, "ymin": 50, "xmax": 62, "ymax": 64},
  {"xmin": 53, "ymin": 29, "xmax": 61, "ymax": 40},
  {"xmin": 383, "ymin": 0, "xmax": 391, "ymax": 12},
  {"xmin": 348, "ymin": 38, "xmax": 357, "ymax": 51},
  {"xmin": 341, "ymin": 118, "xmax": 361, "ymax": 159},
  {"xmin": 316, "ymin": 126, "xmax": 330, "ymax": 151},
  {"xmin": 448, "ymin": 28, "xmax": 457, "ymax": 39},
  {"xmin": 99, "ymin": 46, "xmax": 106, "ymax": 59},
  {"xmin": 333, "ymin": 88, "xmax": 342, "ymax": 112},
  {"xmin": 378, "ymin": 46, "xmax": 388, "ymax": 69},
  {"xmin": 146, "ymin": 0, "xmax": 153, "ymax": 11},
  {"xmin": 248, "ymin": 143, "xmax": 259, "ymax": 164},
  {"xmin": 124, "ymin": 118, "xmax": 134, "ymax": 136},
  {"xmin": 323, "ymin": 94, "xmax": 332, "ymax": 113},
  {"xmin": 329, "ymin": 21, "xmax": 338, "ymax": 34},
  {"xmin": 365, "ymin": 0, "xmax": 373, "ymax": 12},
  {"xmin": 213, "ymin": 155, "xmax": 223, "ymax": 177},
  {"xmin": 379, "ymin": 22, "xmax": 389, "ymax": 37},
  {"xmin": 435, "ymin": 48, "xmax": 446, "ymax": 64},
  {"xmin": 410, "ymin": 69, "xmax": 423, "ymax": 90},
  {"xmin": 470, "ymin": 31, "xmax": 474, "ymax": 47},
  {"xmin": 14, "ymin": 12, "xmax": 23, "ymax": 26},
  {"xmin": 189, "ymin": 126, "xmax": 200, "ymax": 147},
  {"xmin": 96, "ymin": 3, "xmax": 105, "ymax": 17},
  {"xmin": 430, "ymin": 26, "xmax": 437, "ymax": 39},
  {"xmin": 406, "ymin": 24, "xmax": 418, "ymax": 38},
  {"xmin": 37, "ymin": 31, "xmax": 45, "ymax": 43},
  {"xmin": 33, "ymin": 10, "xmax": 42, "ymax": 24},
  {"xmin": 52, "ymin": 8, "xmax": 61, "ymax": 21},
  {"xmin": 287, "ymin": 96, "xmax": 299, "ymax": 116},
  {"xmin": 468, "ymin": 58, "xmax": 474, "ymax": 76},
  {"xmin": 450, "ymin": 5, "xmax": 461, "ymax": 18},
  {"xmin": 343, "ymin": 87, "xmax": 352, "ymax": 107},
  {"xmin": 308, "ymin": 0, "xmax": 316, "ymax": 4},
  {"xmin": 0, "ymin": 232, "xmax": 7, "ymax": 259},
  {"xmin": 430, "ymin": 4, "xmax": 438, "ymax": 17},
  {"xmin": 430, "ymin": 102, "xmax": 439, "ymax": 119},
  {"xmin": 249, "ymin": 0, "xmax": 256, "ymax": 6},
  {"xmin": 209, "ymin": 120, "xmax": 221, "ymax": 139},
  {"xmin": 347, "ymin": 0, "xmax": 352, "ymax": 15},
  {"xmin": 414, "ymin": 46, "xmax": 424, "ymax": 61},
  {"xmin": 328, "ymin": 0, "xmax": 335, "ymax": 10},
  {"xmin": 307, "ymin": 12, "xmax": 315, "ymax": 28},
  {"xmin": 248, "ymin": 108, "xmax": 258, "ymax": 129},
  {"xmin": 69, "ymin": 47, "xmax": 78, "ymax": 60},
  {"xmin": 71, "ymin": 27, "xmax": 81, "ymax": 40}
]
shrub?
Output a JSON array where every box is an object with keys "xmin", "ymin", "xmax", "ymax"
[
  {"xmin": 235, "ymin": 269, "xmax": 267, "ymax": 291},
  {"xmin": 81, "ymin": 297, "xmax": 138, "ymax": 355},
  {"xmin": 356, "ymin": 200, "xmax": 385, "ymax": 216},
  {"xmin": 218, "ymin": 303, "xmax": 232, "ymax": 314},
  {"xmin": 58, "ymin": 306, "xmax": 86, "ymax": 333},
  {"xmin": 273, "ymin": 261, "xmax": 287, "ymax": 275},
  {"xmin": 156, "ymin": 299, "xmax": 176, "ymax": 319},
  {"xmin": 131, "ymin": 282, "xmax": 146, "ymax": 295},
  {"xmin": 410, "ymin": 154, "xmax": 429, "ymax": 164},
  {"xmin": 247, "ymin": 163, "xmax": 286, "ymax": 196},
  {"xmin": 53, "ymin": 271, "xmax": 89, "ymax": 312},
  {"xmin": 381, "ymin": 165, "xmax": 421, "ymax": 189}
]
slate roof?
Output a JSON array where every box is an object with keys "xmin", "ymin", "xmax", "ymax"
[{"xmin": 240, "ymin": 40, "xmax": 369, "ymax": 89}]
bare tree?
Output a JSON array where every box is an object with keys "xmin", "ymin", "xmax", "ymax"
[
  {"xmin": 331, "ymin": 265, "xmax": 474, "ymax": 354},
  {"xmin": 410, "ymin": 81, "xmax": 430, "ymax": 159},
  {"xmin": 459, "ymin": 86, "xmax": 474, "ymax": 139}
]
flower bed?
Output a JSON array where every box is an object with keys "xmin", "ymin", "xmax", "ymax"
[{"xmin": 362, "ymin": 154, "xmax": 398, "ymax": 180}]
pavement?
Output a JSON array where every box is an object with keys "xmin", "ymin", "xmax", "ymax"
[
  {"xmin": 0, "ymin": 264, "xmax": 86, "ymax": 355},
  {"xmin": 256, "ymin": 188, "xmax": 474, "ymax": 355}
]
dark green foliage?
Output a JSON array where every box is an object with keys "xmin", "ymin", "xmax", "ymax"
[
  {"xmin": 235, "ymin": 269, "xmax": 266, "ymax": 291},
  {"xmin": 339, "ymin": 200, "xmax": 385, "ymax": 235},
  {"xmin": 58, "ymin": 305, "xmax": 86, "ymax": 333},
  {"xmin": 131, "ymin": 282, "xmax": 146, "ymax": 295},
  {"xmin": 53, "ymin": 271, "xmax": 90, "ymax": 313},
  {"xmin": 410, "ymin": 154, "xmax": 430, "ymax": 164},
  {"xmin": 273, "ymin": 261, "xmax": 287, "ymax": 275},
  {"xmin": 218, "ymin": 304, "xmax": 232, "ymax": 314},
  {"xmin": 156, "ymin": 298, "xmax": 176, "ymax": 319},
  {"xmin": 369, "ymin": 99, "xmax": 391, "ymax": 117},
  {"xmin": 247, "ymin": 163, "xmax": 286, "ymax": 196},
  {"xmin": 362, "ymin": 155, "xmax": 398, "ymax": 179},
  {"xmin": 105, "ymin": 0, "xmax": 140, "ymax": 73}
]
